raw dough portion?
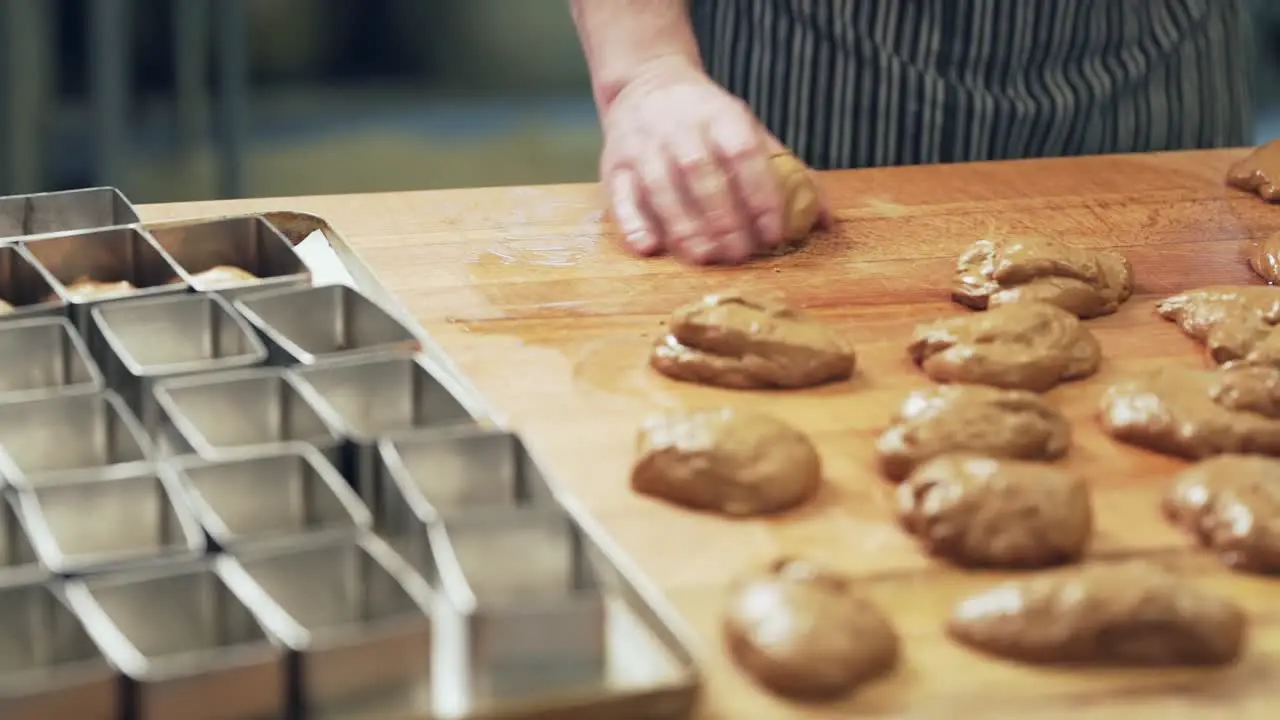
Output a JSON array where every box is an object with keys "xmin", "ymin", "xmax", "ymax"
[
  {"xmin": 947, "ymin": 562, "xmax": 1246, "ymax": 666},
  {"xmin": 631, "ymin": 407, "xmax": 821, "ymax": 516},
  {"xmin": 1249, "ymin": 231, "xmax": 1280, "ymax": 285},
  {"xmin": 908, "ymin": 301, "xmax": 1101, "ymax": 392},
  {"xmin": 897, "ymin": 455, "xmax": 1092, "ymax": 568},
  {"xmin": 1164, "ymin": 454, "xmax": 1280, "ymax": 573},
  {"xmin": 1098, "ymin": 366, "xmax": 1280, "ymax": 459},
  {"xmin": 724, "ymin": 559, "xmax": 899, "ymax": 699},
  {"xmin": 1227, "ymin": 140, "xmax": 1280, "ymax": 202},
  {"xmin": 190, "ymin": 265, "xmax": 259, "ymax": 288},
  {"xmin": 1156, "ymin": 285, "xmax": 1280, "ymax": 364},
  {"xmin": 952, "ymin": 237, "xmax": 1134, "ymax": 318},
  {"xmin": 1209, "ymin": 365, "xmax": 1280, "ymax": 417},
  {"xmin": 650, "ymin": 292, "xmax": 855, "ymax": 390},
  {"xmin": 769, "ymin": 152, "xmax": 822, "ymax": 246},
  {"xmin": 876, "ymin": 384, "xmax": 1071, "ymax": 482},
  {"xmin": 60, "ymin": 277, "xmax": 137, "ymax": 302},
  {"xmin": 0, "ymin": 299, "xmax": 12, "ymax": 315}
]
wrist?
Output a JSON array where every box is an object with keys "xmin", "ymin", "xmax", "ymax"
[{"xmin": 570, "ymin": 0, "xmax": 703, "ymax": 114}]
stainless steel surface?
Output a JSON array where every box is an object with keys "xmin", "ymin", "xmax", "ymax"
[
  {"xmin": 429, "ymin": 507, "xmax": 607, "ymax": 717},
  {"xmin": 0, "ymin": 390, "xmax": 152, "ymax": 490},
  {"xmin": 146, "ymin": 216, "xmax": 309, "ymax": 297},
  {"xmin": 0, "ymin": 495, "xmax": 42, "ymax": 585},
  {"xmin": 151, "ymin": 367, "xmax": 342, "ymax": 463},
  {"xmin": 64, "ymin": 560, "xmax": 287, "ymax": 720},
  {"xmin": 0, "ymin": 317, "xmax": 103, "ymax": 403},
  {"xmin": 20, "ymin": 225, "xmax": 188, "ymax": 331},
  {"xmin": 166, "ymin": 444, "xmax": 370, "ymax": 550},
  {"xmin": 0, "ymin": 244, "xmax": 65, "ymax": 320},
  {"xmin": 234, "ymin": 283, "xmax": 419, "ymax": 365},
  {"xmin": 293, "ymin": 351, "xmax": 480, "ymax": 495},
  {"xmin": 0, "ymin": 188, "xmax": 139, "ymax": 240},
  {"xmin": 374, "ymin": 427, "xmax": 559, "ymax": 575},
  {"xmin": 16, "ymin": 466, "xmax": 204, "ymax": 575},
  {"xmin": 0, "ymin": 580, "xmax": 117, "ymax": 720},
  {"xmin": 220, "ymin": 534, "xmax": 433, "ymax": 716},
  {"xmin": 89, "ymin": 292, "xmax": 267, "ymax": 425}
]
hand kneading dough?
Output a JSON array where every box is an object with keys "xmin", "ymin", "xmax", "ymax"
[
  {"xmin": 1164, "ymin": 454, "xmax": 1280, "ymax": 573},
  {"xmin": 631, "ymin": 407, "xmax": 821, "ymax": 516},
  {"xmin": 724, "ymin": 559, "xmax": 899, "ymax": 699},
  {"xmin": 948, "ymin": 562, "xmax": 1247, "ymax": 666},
  {"xmin": 897, "ymin": 455, "xmax": 1092, "ymax": 568},
  {"xmin": 650, "ymin": 292, "xmax": 854, "ymax": 390},
  {"xmin": 769, "ymin": 152, "xmax": 822, "ymax": 245}
]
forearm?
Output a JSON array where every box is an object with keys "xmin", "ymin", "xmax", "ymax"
[{"xmin": 570, "ymin": 0, "xmax": 702, "ymax": 113}]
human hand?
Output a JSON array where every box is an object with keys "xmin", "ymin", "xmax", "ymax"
[{"xmin": 599, "ymin": 58, "xmax": 829, "ymax": 265}]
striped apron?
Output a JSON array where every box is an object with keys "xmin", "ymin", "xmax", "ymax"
[{"xmin": 691, "ymin": 0, "xmax": 1256, "ymax": 169}]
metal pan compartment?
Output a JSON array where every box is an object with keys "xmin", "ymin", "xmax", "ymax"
[
  {"xmin": 165, "ymin": 444, "xmax": 370, "ymax": 551},
  {"xmin": 0, "ymin": 495, "xmax": 43, "ymax": 585},
  {"xmin": 146, "ymin": 216, "xmax": 311, "ymax": 298},
  {"xmin": 374, "ymin": 427, "xmax": 558, "ymax": 573},
  {"xmin": 63, "ymin": 560, "xmax": 288, "ymax": 720},
  {"xmin": 20, "ymin": 226, "xmax": 188, "ymax": 331},
  {"xmin": 0, "ymin": 390, "xmax": 152, "ymax": 490},
  {"xmin": 293, "ymin": 352, "xmax": 480, "ymax": 495},
  {"xmin": 0, "ymin": 187, "xmax": 140, "ymax": 241},
  {"xmin": 220, "ymin": 534, "xmax": 433, "ymax": 717},
  {"xmin": 16, "ymin": 466, "xmax": 204, "ymax": 575},
  {"xmin": 429, "ymin": 507, "xmax": 607, "ymax": 718},
  {"xmin": 89, "ymin": 293, "xmax": 267, "ymax": 426},
  {"xmin": 0, "ymin": 244, "xmax": 67, "ymax": 320},
  {"xmin": 234, "ymin": 283, "xmax": 420, "ymax": 365},
  {"xmin": 151, "ymin": 367, "xmax": 343, "ymax": 464},
  {"xmin": 0, "ymin": 580, "xmax": 118, "ymax": 720},
  {"xmin": 0, "ymin": 317, "xmax": 103, "ymax": 403}
]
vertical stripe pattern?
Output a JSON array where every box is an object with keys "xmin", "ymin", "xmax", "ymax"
[{"xmin": 691, "ymin": 0, "xmax": 1256, "ymax": 170}]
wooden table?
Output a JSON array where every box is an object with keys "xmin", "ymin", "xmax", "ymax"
[{"xmin": 140, "ymin": 149, "xmax": 1280, "ymax": 718}]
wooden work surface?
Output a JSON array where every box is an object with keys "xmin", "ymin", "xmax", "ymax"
[{"xmin": 141, "ymin": 149, "xmax": 1280, "ymax": 718}]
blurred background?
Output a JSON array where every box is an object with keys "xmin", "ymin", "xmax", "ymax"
[{"xmin": 3, "ymin": 0, "xmax": 1280, "ymax": 204}]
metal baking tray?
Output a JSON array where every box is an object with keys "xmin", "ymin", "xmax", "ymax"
[
  {"xmin": 19, "ymin": 226, "xmax": 188, "ymax": 331},
  {"xmin": 100, "ymin": 209, "xmax": 700, "ymax": 719},
  {"xmin": 63, "ymin": 559, "xmax": 289, "ymax": 720},
  {"xmin": 0, "ymin": 244, "xmax": 67, "ymax": 321},
  {"xmin": 164, "ymin": 444, "xmax": 370, "ymax": 551},
  {"xmin": 234, "ymin": 283, "xmax": 421, "ymax": 366},
  {"xmin": 145, "ymin": 215, "xmax": 311, "ymax": 298},
  {"xmin": 0, "ymin": 579, "xmax": 118, "ymax": 720},
  {"xmin": 150, "ymin": 367, "xmax": 343, "ymax": 466},
  {"xmin": 219, "ymin": 533, "xmax": 434, "ymax": 717},
  {"xmin": 292, "ymin": 351, "xmax": 483, "ymax": 496},
  {"xmin": 15, "ymin": 466, "xmax": 204, "ymax": 575},
  {"xmin": 374, "ymin": 426, "xmax": 559, "ymax": 574},
  {"xmin": 428, "ymin": 507, "xmax": 607, "ymax": 718},
  {"xmin": 0, "ymin": 187, "xmax": 140, "ymax": 241},
  {"xmin": 0, "ymin": 495, "xmax": 43, "ymax": 586},
  {"xmin": 0, "ymin": 316, "xmax": 103, "ymax": 403},
  {"xmin": 0, "ymin": 389, "xmax": 153, "ymax": 490},
  {"xmin": 89, "ymin": 292, "xmax": 267, "ymax": 427}
]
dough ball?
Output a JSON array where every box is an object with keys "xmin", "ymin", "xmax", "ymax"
[{"xmin": 769, "ymin": 152, "xmax": 822, "ymax": 244}]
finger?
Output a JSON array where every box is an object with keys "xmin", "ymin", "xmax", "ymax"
[
  {"xmin": 638, "ymin": 147, "xmax": 713, "ymax": 264},
  {"xmin": 709, "ymin": 118, "xmax": 785, "ymax": 249},
  {"xmin": 667, "ymin": 131, "xmax": 753, "ymax": 265},
  {"xmin": 608, "ymin": 167, "xmax": 662, "ymax": 255}
]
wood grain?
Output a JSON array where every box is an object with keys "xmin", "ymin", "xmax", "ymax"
[{"xmin": 141, "ymin": 149, "xmax": 1280, "ymax": 718}]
